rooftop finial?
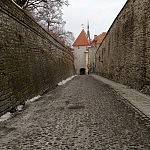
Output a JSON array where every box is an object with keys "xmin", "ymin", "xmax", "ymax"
[{"xmin": 81, "ymin": 24, "xmax": 84, "ymax": 29}]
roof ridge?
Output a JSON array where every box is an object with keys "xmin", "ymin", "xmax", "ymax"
[{"xmin": 73, "ymin": 29, "xmax": 90, "ymax": 46}]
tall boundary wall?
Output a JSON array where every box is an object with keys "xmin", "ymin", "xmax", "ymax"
[
  {"xmin": 0, "ymin": 0, "xmax": 75, "ymax": 116},
  {"xmin": 95, "ymin": 0, "xmax": 150, "ymax": 95}
]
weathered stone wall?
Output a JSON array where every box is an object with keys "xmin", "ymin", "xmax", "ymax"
[
  {"xmin": 0, "ymin": 0, "xmax": 75, "ymax": 116},
  {"xmin": 95, "ymin": 0, "xmax": 150, "ymax": 95}
]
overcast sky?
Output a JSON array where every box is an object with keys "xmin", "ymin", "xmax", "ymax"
[{"xmin": 63, "ymin": 0, "xmax": 127, "ymax": 39}]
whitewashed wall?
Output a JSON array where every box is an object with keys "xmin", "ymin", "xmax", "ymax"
[{"xmin": 73, "ymin": 46, "xmax": 88, "ymax": 74}]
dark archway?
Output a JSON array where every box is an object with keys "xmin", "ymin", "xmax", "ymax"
[{"xmin": 80, "ymin": 68, "xmax": 86, "ymax": 75}]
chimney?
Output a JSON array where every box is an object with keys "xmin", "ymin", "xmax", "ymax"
[{"xmin": 94, "ymin": 35, "xmax": 97, "ymax": 39}]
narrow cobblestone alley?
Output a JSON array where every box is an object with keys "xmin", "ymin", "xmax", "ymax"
[{"xmin": 0, "ymin": 76, "xmax": 150, "ymax": 150}]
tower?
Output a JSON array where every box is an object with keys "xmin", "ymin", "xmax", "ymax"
[
  {"xmin": 72, "ymin": 29, "xmax": 90, "ymax": 75},
  {"xmin": 87, "ymin": 21, "xmax": 91, "ymax": 41}
]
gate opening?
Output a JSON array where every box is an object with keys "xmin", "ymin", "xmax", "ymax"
[{"xmin": 80, "ymin": 68, "xmax": 86, "ymax": 75}]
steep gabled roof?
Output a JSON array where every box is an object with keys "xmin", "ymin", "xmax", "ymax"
[
  {"xmin": 97, "ymin": 32, "xmax": 106, "ymax": 43},
  {"xmin": 91, "ymin": 32, "xmax": 106, "ymax": 45},
  {"xmin": 73, "ymin": 29, "xmax": 90, "ymax": 46}
]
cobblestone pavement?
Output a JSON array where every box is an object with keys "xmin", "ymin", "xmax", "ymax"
[{"xmin": 0, "ymin": 75, "xmax": 150, "ymax": 150}]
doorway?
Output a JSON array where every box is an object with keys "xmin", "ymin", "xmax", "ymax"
[{"xmin": 80, "ymin": 68, "xmax": 86, "ymax": 75}]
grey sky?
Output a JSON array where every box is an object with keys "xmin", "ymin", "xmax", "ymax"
[{"xmin": 63, "ymin": 0, "xmax": 127, "ymax": 39}]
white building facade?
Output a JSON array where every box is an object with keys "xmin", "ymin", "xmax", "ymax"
[
  {"xmin": 88, "ymin": 32, "xmax": 106, "ymax": 73},
  {"xmin": 73, "ymin": 30, "xmax": 90, "ymax": 75},
  {"xmin": 73, "ymin": 46, "xmax": 89, "ymax": 75}
]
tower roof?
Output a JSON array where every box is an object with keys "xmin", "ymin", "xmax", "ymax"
[
  {"xmin": 87, "ymin": 21, "xmax": 91, "ymax": 40},
  {"xmin": 73, "ymin": 29, "xmax": 90, "ymax": 46}
]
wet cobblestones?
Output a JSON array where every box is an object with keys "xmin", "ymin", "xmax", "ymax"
[{"xmin": 0, "ymin": 76, "xmax": 150, "ymax": 150}]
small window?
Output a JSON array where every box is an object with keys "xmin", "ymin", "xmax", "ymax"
[{"xmin": 99, "ymin": 56, "xmax": 101, "ymax": 62}]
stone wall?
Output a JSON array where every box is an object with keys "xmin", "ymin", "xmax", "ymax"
[
  {"xmin": 95, "ymin": 0, "xmax": 150, "ymax": 95},
  {"xmin": 0, "ymin": 0, "xmax": 75, "ymax": 116}
]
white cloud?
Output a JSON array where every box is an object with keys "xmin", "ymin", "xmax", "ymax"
[{"xmin": 63, "ymin": 0, "xmax": 127, "ymax": 39}]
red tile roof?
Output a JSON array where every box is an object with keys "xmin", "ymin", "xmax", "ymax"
[
  {"xmin": 91, "ymin": 32, "xmax": 106, "ymax": 45},
  {"xmin": 73, "ymin": 29, "xmax": 90, "ymax": 46}
]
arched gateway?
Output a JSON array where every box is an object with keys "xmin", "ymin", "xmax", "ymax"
[{"xmin": 80, "ymin": 68, "xmax": 86, "ymax": 75}]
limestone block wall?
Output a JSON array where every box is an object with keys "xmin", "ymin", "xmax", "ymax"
[
  {"xmin": 0, "ymin": 0, "xmax": 75, "ymax": 116},
  {"xmin": 95, "ymin": 0, "xmax": 150, "ymax": 95}
]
